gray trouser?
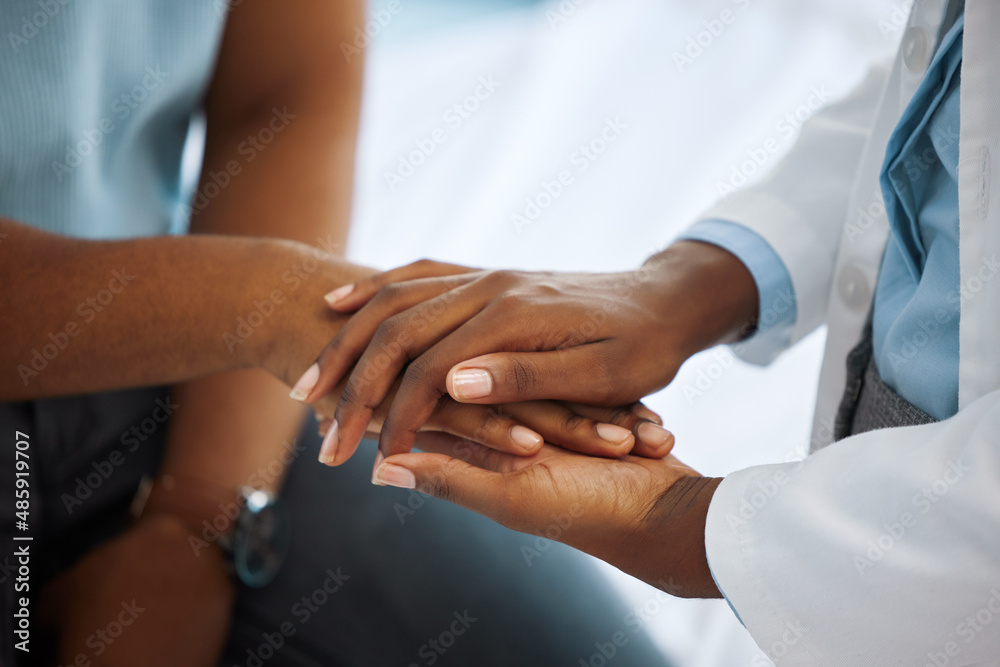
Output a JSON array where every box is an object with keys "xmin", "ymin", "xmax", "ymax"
[
  {"xmin": 0, "ymin": 387, "xmax": 669, "ymax": 667},
  {"xmin": 834, "ymin": 325, "xmax": 938, "ymax": 441}
]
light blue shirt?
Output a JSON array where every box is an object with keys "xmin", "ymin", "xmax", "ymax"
[
  {"xmin": 685, "ymin": 15, "xmax": 965, "ymax": 421},
  {"xmin": 0, "ymin": 1, "xmax": 227, "ymax": 239}
]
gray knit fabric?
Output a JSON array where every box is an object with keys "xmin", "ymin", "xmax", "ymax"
[{"xmin": 834, "ymin": 327, "xmax": 938, "ymax": 441}]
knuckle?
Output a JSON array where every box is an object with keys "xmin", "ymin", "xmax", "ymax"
[
  {"xmin": 372, "ymin": 282, "xmax": 405, "ymax": 306},
  {"xmin": 508, "ymin": 359, "xmax": 539, "ymax": 395},
  {"xmin": 559, "ymin": 410, "xmax": 590, "ymax": 434},
  {"xmin": 412, "ymin": 258, "xmax": 436, "ymax": 273}
]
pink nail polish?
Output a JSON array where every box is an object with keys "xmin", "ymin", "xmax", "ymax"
[
  {"xmin": 318, "ymin": 421, "xmax": 340, "ymax": 465},
  {"xmin": 510, "ymin": 425, "xmax": 543, "ymax": 451},
  {"xmin": 324, "ymin": 284, "xmax": 355, "ymax": 308},
  {"xmin": 373, "ymin": 463, "xmax": 416, "ymax": 490},
  {"xmin": 637, "ymin": 422, "xmax": 674, "ymax": 448},
  {"xmin": 450, "ymin": 369, "xmax": 493, "ymax": 400},
  {"xmin": 371, "ymin": 451, "xmax": 385, "ymax": 485},
  {"xmin": 596, "ymin": 423, "xmax": 633, "ymax": 446},
  {"xmin": 290, "ymin": 363, "xmax": 320, "ymax": 402}
]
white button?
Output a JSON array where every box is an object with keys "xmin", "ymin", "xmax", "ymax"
[
  {"xmin": 902, "ymin": 26, "xmax": 929, "ymax": 73},
  {"xmin": 837, "ymin": 265, "xmax": 871, "ymax": 312}
]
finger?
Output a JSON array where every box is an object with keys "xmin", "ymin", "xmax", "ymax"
[
  {"xmin": 445, "ymin": 347, "xmax": 624, "ymax": 405},
  {"xmin": 372, "ymin": 308, "xmax": 543, "ymax": 459},
  {"xmin": 427, "ymin": 400, "xmax": 544, "ymax": 456},
  {"xmin": 371, "ymin": 452, "xmax": 534, "ymax": 530},
  {"xmin": 297, "ymin": 276, "xmax": 480, "ymax": 404},
  {"xmin": 410, "ymin": 432, "xmax": 522, "ymax": 473},
  {"xmin": 335, "ymin": 292, "xmax": 496, "ymax": 463},
  {"xmin": 561, "ymin": 402, "xmax": 675, "ymax": 459},
  {"xmin": 498, "ymin": 401, "xmax": 636, "ymax": 458},
  {"xmin": 323, "ymin": 259, "xmax": 480, "ymax": 312}
]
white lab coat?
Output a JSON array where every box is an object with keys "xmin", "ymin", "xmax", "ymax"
[{"xmin": 700, "ymin": 0, "xmax": 1000, "ymax": 664}]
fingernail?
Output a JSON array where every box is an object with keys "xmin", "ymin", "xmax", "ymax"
[
  {"xmin": 324, "ymin": 284, "xmax": 355, "ymax": 308},
  {"xmin": 450, "ymin": 369, "xmax": 493, "ymax": 400},
  {"xmin": 371, "ymin": 450, "xmax": 385, "ymax": 485},
  {"xmin": 373, "ymin": 462, "xmax": 417, "ymax": 490},
  {"xmin": 637, "ymin": 422, "xmax": 674, "ymax": 448},
  {"xmin": 632, "ymin": 404, "xmax": 663, "ymax": 425},
  {"xmin": 510, "ymin": 425, "xmax": 543, "ymax": 451},
  {"xmin": 318, "ymin": 420, "xmax": 340, "ymax": 465},
  {"xmin": 596, "ymin": 423, "xmax": 633, "ymax": 446},
  {"xmin": 318, "ymin": 417, "xmax": 333, "ymax": 437},
  {"xmin": 289, "ymin": 363, "xmax": 320, "ymax": 402}
]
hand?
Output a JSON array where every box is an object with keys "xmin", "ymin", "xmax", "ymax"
[
  {"xmin": 300, "ymin": 243, "xmax": 758, "ymax": 460},
  {"xmin": 280, "ymin": 259, "xmax": 677, "ymax": 466},
  {"xmin": 39, "ymin": 515, "xmax": 234, "ymax": 667},
  {"xmin": 371, "ymin": 432, "xmax": 724, "ymax": 599}
]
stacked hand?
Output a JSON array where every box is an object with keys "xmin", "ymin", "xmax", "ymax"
[{"xmin": 284, "ymin": 241, "xmax": 757, "ymax": 596}]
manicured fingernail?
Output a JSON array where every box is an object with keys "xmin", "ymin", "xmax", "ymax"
[
  {"xmin": 373, "ymin": 463, "xmax": 416, "ymax": 489},
  {"xmin": 638, "ymin": 422, "xmax": 674, "ymax": 449},
  {"xmin": 596, "ymin": 423, "xmax": 633, "ymax": 446},
  {"xmin": 289, "ymin": 363, "xmax": 320, "ymax": 402},
  {"xmin": 371, "ymin": 451, "xmax": 385, "ymax": 485},
  {"xmin": 510, "ymin": 425, "xmax": 543, "ymax": 451},
  {"xmin": 318, "ymin": 417, "xmax": 333, "ymax": 437},
  {"xmin": 318, "ymin": 420, "xmax": 340, "ymax": 465},
  {"xmin": 632, "ymin": 404, "xmax": 663, "ymax": 425},
  {"xmin": 450, "ymin": 369, "xmax": 493, "ymax": 400},
  {"xmin": 324, "ymin": 284, "xmax": 355, "ymax": 308}
]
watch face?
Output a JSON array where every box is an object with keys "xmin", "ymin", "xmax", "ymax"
[{"xmin": 233, "ymin": 497, "xmax": 289, "ymax": 588}]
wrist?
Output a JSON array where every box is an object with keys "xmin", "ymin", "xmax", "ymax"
[
  {"xmin": 635, "ymin": 475, "xmax": 724, "ymax": 599},
  {"xmin": 642, "ymin": 240, "xmax": 759, "ymax": 361}
]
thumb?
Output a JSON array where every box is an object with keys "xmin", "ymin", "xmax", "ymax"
[
  {"xmin": 373, "ymin": 452, "xmax": 519, "ymax": 527},
  {"xmin": 446, "ymin": 349, "xmax": 616, "ymax": 405}
]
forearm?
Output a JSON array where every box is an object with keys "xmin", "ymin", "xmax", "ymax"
[{"xmin": 0, "ymin": 218, "xmax": 369, "ymax": 400}]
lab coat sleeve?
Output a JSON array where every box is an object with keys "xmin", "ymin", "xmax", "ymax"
[
  {"xmin": 704, "ymin": 389, "xmax": 1000, "ymax": 665},
  {"xmin": 691, "ymin": 61, "xmax": 893, "ymax": 365},
  {"xmin": 680, "ymin": 219, "xmax": 798, "ymax": 366}
]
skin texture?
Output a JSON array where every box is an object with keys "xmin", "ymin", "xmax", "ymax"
[
  {"xmin": 308, "ymin": 240, "xmax": 760, "ymax": 460},
  {"xmin": 380, "ymin": 432, "xmax": 725, "ymax": 599},
  {"xmin": 303, "ymin": 240, "xmax": 761, "ymax": 601},
  {"xmin": 5, "ymin": 6, "xmax": 676, "ymax": 663}
]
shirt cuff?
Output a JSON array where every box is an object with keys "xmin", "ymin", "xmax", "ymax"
[{"xmin": 679, "ymin": 219, "xmax": 798, "ymax": 365}]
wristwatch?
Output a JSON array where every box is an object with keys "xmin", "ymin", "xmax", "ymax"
[{"xmin": 132, "ymin": 474, "xmax": 289, "ymax": 588}]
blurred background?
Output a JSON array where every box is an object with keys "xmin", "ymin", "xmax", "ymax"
[{"xmin": 345, "ymin": 1, "xmax": 902, "ymax": 664}]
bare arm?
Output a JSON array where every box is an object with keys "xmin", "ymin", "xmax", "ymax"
[{"xmin": 0, "ymin": 218, "xmax": 369, "ymax": 401}]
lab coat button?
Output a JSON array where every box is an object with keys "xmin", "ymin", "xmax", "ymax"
[
  {"xmin": 837, "ymin": 265, "xmax": 871, "ymax": 311},
  {"xmin": 902, "ymin": 26, "xmax": 929, "ymax": 73}
]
